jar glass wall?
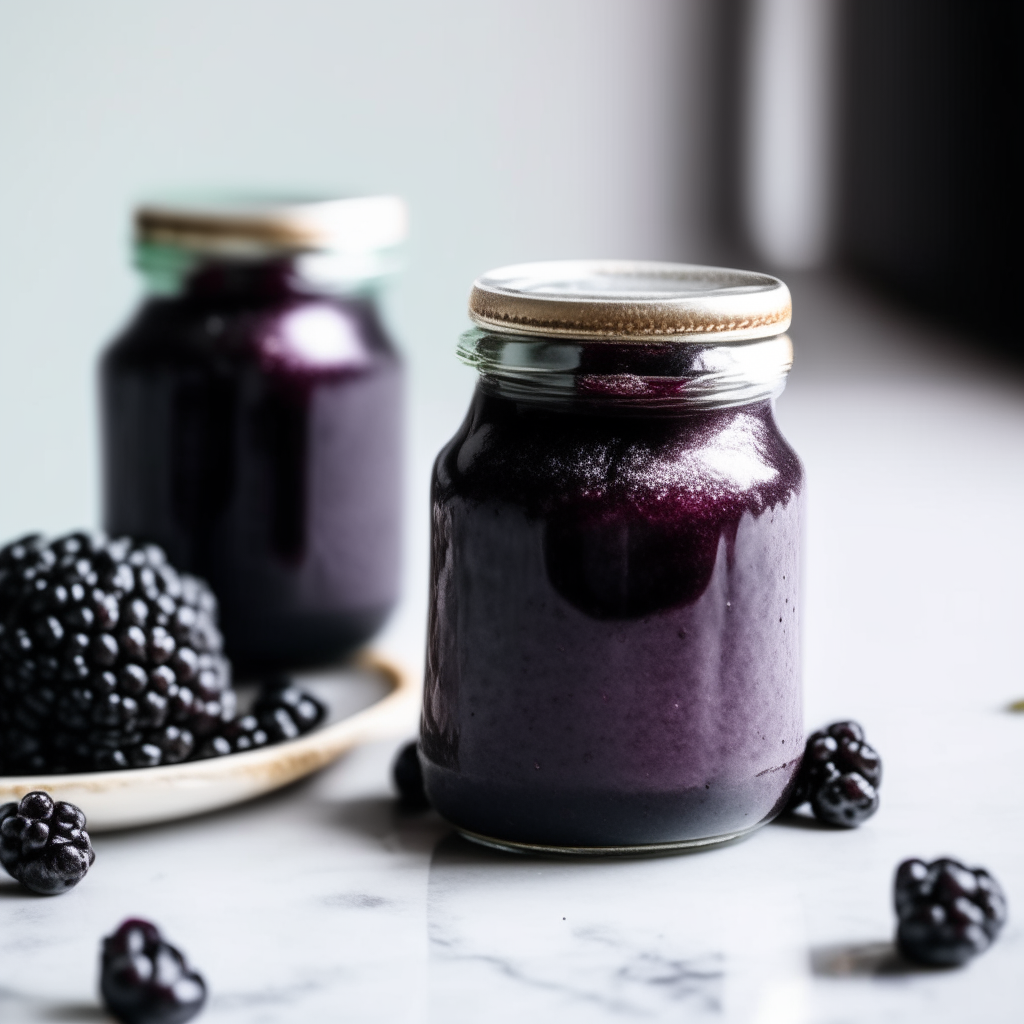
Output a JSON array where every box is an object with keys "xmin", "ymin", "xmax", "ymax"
[
  {"xmin": 420, "ymin": 262, "xmax": 803, "ymax": 853},
  {"xmin": 101, "ymin": 197, "xmax": 406, "ymax": 672}
]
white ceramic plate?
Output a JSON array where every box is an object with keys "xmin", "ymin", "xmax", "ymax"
[{"xmin": 0, "ymin": 651, "xmax": 419, "ymax": 832}]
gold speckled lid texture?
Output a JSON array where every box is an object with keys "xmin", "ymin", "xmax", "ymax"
[{"xmin": 469, "ymin": 261, "xmax": 791, "ymax": 342}]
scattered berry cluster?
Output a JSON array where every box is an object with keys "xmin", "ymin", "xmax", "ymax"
[
  {"xmin": 785, "ymin": 721, "xmax": 1009, "ymax": 967},
  {"xmin": 0, "ymin": 794, "xmax": 204, "ymax": 1022}
]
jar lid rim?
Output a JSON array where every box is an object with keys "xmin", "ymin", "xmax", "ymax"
[
  {"xmin": 469, "ymin": 260, "xmax": 791, "ymax": 342},
  {"xmin": 135, "ymin": 193, "xmax": 408, "ymax": 257}
]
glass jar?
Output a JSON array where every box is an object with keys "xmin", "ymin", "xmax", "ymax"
[
  {"xmin": 101, "ymin": 196, "xmax": 406, "ymax": 672},
  {"xmin": 421, "ymin": 261, "xmax": 803, "ymax": 853}
]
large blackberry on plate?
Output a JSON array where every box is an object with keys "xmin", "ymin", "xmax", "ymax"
[{"xmin": 0, "ymin": 533, "xmax": 234, "ymax": 774}]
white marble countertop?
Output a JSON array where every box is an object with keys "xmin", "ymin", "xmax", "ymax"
[{"xmin": 2, "ymin": 275, "xmax": 1022, "ymax": 1023}]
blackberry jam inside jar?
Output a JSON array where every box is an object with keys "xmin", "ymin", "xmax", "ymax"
[
  {"xmin": 101, "ymin": 196, "xmax": 406, "ymax": 672},
  {"xmin": 422, "ymin": 261, "xmax": 804, "ymax": 853}
]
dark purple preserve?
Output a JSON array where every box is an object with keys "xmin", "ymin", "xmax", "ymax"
[
  {"xmin": 101, "ymin": 196, "xmax": 406, "ymax": 672},
  {"xmin": 421, "ymin": 262, "xmax": 803, "ymax": 852}
]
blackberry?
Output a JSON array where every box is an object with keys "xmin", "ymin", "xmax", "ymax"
[
  {"xmin": 195, "ymin": 682, "xmax": 323, "ymax": 759},
  {"xmin": 895, "ymin": 857, "xmax": 1007, "ymax": 967},
  {"xmin": 787, "ymin": 720, "xmax": 881, "ymax": 827},
  {"xmin": 101, "ymin": 918, "xmax": 206, "ymax": 1024},
  {"xmin": 253, "ymin": 681, "xmax": 325, "ymax": 742},
  {"xmin": 0, "ymin": 790, "xmax": 95, "ymax": 895},
  {"xmin": 392, "ymin": 740, "xmax": 429, "ymax": 808},
  {"xmin": 0, "ymin": 532, "xmax": 234, "ymax": 774}
]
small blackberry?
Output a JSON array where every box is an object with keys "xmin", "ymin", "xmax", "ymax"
[
  {"xmin": 196, "ymin": 683, "xmax": 323, "ymax": 758},
  {"xmin": 0, "ymin": 532, "xmax": 234, "ymax": 773},
  {"xmin": 895, "ymin": 857, "xmax": 1007, "ymax": 967},
  {"xmin": 253, "ymin": 681, "xmax": 325, "ymax": 742},
  {"xmin": 101, "ymin": 918, "xmax": 206, "ymax": 1024},
  {"xmin": 787, "ymin": 720, "xmax": 881, "ymax": 827},
  {"xmin": 392, "ymin": 740, "xmax": 429, "ymax": 808},
  {"xmin": 0, "ymin": 790, "xmax": 95, "ymax": 895}
]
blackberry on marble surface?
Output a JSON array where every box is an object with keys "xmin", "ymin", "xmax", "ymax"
[
  {"xmin": 895, "ymin": 857, "xmax": 1007, "ymax": 967},
  {"xmin": 787, "ymin": 720, "xmax": 881, "ymax": 827},
  {"xmin": 392, "ymin": 740, "xmax": 429, "ymax": 808},
  {"xmin": 101, "ymin": 918, "xmax": 206, "ymax": 1024},
  {"xmin": 0, "ymin": 790, "xmax": 95, "ymax": 895},
  {"xmin": 0, "ymin": 532, "xmax": 233, "ymax": 774}
]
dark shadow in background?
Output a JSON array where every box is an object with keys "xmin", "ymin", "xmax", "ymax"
[
  {"xmin": 838, "ymin": 0, "xmax": 1020, "ymax": 355},
  {"xmin": 704, "ymin": 0, "xmax": 750, "ymax": 266},
  {"xmin": 705, "ymin": 1, "xmax": 1019, "ymax": 361}
]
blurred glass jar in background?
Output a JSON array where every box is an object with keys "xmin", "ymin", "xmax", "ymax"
[
  {"xmin": 101, "ymin": 195, "xmax": 406, "ymax": 672},
  {"xmin": 422, "ymin": 262, "xmax": 803, "ymax": 853}
]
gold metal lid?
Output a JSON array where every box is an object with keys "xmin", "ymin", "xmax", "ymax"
[
  {"xmin": 468, "ymin": 260, "xmax": 791, "ymax": 342},
  {"xmin": 135, "ymin": 194, "xmax": 408, "ymax": 258}
]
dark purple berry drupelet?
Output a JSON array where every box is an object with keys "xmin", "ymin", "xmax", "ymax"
[
  {"xmin": 0, "ymin": 532, "xmax": 234, "ymax": 773},
  {"xmin": 196, "ymin": 715, "xmax": 268, "ymax": 759},
  {"xmin": 787, "ymin": 720, "xmax": 881, "ymax": 827},
  {"xmin": 895, "ymin": 857, "xmax": 1007, "ymax": 967},
  {"xmin": 0, "ymin": 790, "xmax": 95, "ymax": 895},
  {"xmin": 393, "ymin": 740, "xmax": 429, "ymax": 808},
  {"xmin": 101, "ymin": 918, "xmax": 206, "ymax": 1024}
]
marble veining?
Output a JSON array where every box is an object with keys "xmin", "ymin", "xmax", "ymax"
[{"xmin": 430, "ymin": 923, "xmax": 724, "ymax": 1018}]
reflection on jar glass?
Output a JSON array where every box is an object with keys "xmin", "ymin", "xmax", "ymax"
[
  {"xmin": 421, "ymin": 261, "xmax": 803, "ymax": 853},
  {"xmin": 101, "ymin": 195, "xmax": 406, "ymax": 672}
]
